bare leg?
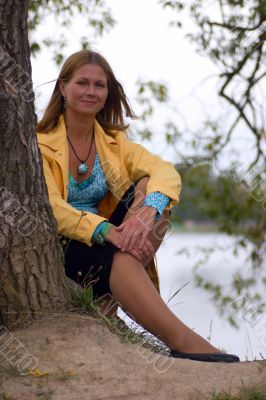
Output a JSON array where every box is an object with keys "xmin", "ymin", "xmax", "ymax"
[
  {"xmin": 97, "ymin": 176, "xmax": 167, "ymax": 316},
  {"xmin": 108, "ymin": 177, "xmax": 220, "ymax": 353},
  {"xmin": 109, "ymin": 251, "xmax": 219, "ymax": 353}
]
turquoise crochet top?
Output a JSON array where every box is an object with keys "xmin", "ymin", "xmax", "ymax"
[{"xmin": 67, "ymin": 151, "xmax": 170, "ymax": 245}]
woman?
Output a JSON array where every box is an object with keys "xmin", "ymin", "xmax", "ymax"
[{"xmin": 37, "ymin": 50, "xmax": 239, "ymax": 363}]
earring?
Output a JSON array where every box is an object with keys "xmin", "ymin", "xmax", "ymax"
[{"xmin": 63, "ymin": 96, "xmax": 68, "ymax": 110}]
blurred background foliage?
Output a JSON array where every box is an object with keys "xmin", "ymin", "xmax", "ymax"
[
  {"xmin": 28, "ymin": 0, "xmax": 115, "ymax": 64},
  {"xmin": 28, "ymin": 0, "xmax": 266, "ymax": 325}
]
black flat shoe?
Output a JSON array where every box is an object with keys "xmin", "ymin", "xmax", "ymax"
[{"xmin": 170, "ymin": 350, "xmax": 240, "ymax": 363}]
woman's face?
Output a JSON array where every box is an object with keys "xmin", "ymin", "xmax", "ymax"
[{"xmin": 60, "ymin": 63, "xmax": 108, "ymax": 117}]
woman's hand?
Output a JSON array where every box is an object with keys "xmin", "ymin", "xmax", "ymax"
[
  {"xmin": 105, "ymin": 226, "xmax": 123, "ymax": 248},
  {"xmin": 125, "ymin": 242, "xmax": 154, "ymax": 264},
  {"xmin": 116, "ymin": 206, "xmax": 157, "ymax": 252},
  {"xmin": 105, "ymin": 223, "xmax": 155, "ymax": 264}
]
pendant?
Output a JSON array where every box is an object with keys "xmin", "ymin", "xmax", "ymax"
[{"xmin": 78, "ymin": 162, "xmax": 88, "ymax": 175}]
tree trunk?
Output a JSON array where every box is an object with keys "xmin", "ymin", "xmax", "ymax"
[{"xmin": 0, "ymin": 0, "xmax": 70, "ymax": 328}]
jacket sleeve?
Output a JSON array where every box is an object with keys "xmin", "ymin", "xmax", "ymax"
[
  {"xmin": 40, "ymin": 152, "xmax": 108, "ymax": 247},
  {"xmin": 121, "ymin": 137, "xmax": 181, "ymax": 210}
]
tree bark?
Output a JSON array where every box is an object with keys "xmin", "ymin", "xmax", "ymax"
[{"xmin": 0, "ymin": 0, "xmax": 70, "ymax": 328}]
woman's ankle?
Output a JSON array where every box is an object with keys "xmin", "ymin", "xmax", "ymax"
[{"xmin": 168, "ymin": 331, "xmax": 221, "ymax": 354}]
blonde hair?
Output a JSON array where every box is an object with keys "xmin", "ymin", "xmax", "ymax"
[{"xmin": 37, "ymin": 50, "xmax": 137, "ymax": 134}]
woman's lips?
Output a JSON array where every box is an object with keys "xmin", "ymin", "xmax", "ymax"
[{"xmin": 81, "ymin": 100, "xmax": 97, "ymax": 104}]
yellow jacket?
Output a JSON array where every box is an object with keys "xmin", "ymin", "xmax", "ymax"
[{"xmin": 37, "ymin": 115, "xmax": 181, "ymax": 291}]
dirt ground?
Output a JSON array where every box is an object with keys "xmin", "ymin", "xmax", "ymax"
[{"xmin": 0, "ymin": 314, "xmax": 265, "ymax": 400}]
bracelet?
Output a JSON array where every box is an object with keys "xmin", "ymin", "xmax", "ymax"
[{"xmin": 94, "ymin": 222, "xmax": 114, "ymax": 246}]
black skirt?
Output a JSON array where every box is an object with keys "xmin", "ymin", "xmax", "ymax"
[{"xmin": 60, "ymin": 181, "xmax": 137, "ymax": 300}]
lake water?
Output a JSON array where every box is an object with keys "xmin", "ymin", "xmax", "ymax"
[
  {"xmin": 156, "ymin": 231, "xmax": 265, "ymax": 361},
  {"xmin": 120, "ymin": 231, "xmax": 265, "ymax": 361}
]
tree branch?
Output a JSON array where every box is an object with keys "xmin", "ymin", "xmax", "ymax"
[
  {"xmin": 206, "ymin": 19, "xmax": 265, "ymax": 32},
  {"xmin": 219, "ymin": 42, "xmax": 264, "ymax": 143}
]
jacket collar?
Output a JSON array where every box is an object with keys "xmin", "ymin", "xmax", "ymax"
[{"xmin": 37, "ymin": 114, "xmax": 117, "ymax": 150}]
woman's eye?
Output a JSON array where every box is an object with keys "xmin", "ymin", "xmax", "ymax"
[{"xmin": 77, "ymin": 81, "xmax": 87, "ymax": 85}]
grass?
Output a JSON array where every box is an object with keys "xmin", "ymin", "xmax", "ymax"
[
  {"xmin": 36, "ymin": 388, "xmax": 54, "ymax": 400},
  {"xmin": 107, "ymin": 314, "xmax": 170, "ymax": 355},
  {"xmin": 55, "ymin": 368, "xmax": 77, "ymax": 382},
  {"xmin": 256, "ymin": 360, "xmax": 266, "ymax": 374},
  {"xmin": 194, "ymin": 383, "xmax": 266, "ymax": 400},
  {"xmin": 68, "ymin": 279, "xmax": 98, "ymax": 316},
  {"xmin": 68, "ymin": 279, "xmax": 170, "ymax": 356}
]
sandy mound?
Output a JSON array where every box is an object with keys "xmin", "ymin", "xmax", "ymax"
[{"xmin": 0, "ymin": 314, "xmax": 265, "ymax": 400}]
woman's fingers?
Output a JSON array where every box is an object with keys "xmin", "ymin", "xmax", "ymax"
[
  {"xmin": 116, "ymin": 215, "xmax": 152, "ymax": 252},
  {"xmin": 125, "ymin": 236, "xmax": 155, "ymax": 265},
  {"xmin": 116, "ymin": 222, "xmax": 126, "ymax": 231},
  {"xmin": 142, "ymin": 239, "xmax": 154, "ymax": 259},
  {"xmin": 127, "ymin": 229, "xmax": 143, "ymax": 251},
  {"xmin": 138, "ymin": 230, "xmax": 150, "ymax": 249},
  {"xmin": 120, "ymin": 227, "xmax": 135, "ymax": 251},
  {"xmin": 126, "ymin": 247, "xmax": 142, "ymax": 262}
]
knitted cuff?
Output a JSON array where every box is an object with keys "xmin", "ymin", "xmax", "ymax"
[
  {"xmin": 92, "ymin": 221, "xmax": 114, "ymax": 245},
  {"xmin": 142, "ymin": 192, "xmax": 171, "ymax": 221}
]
